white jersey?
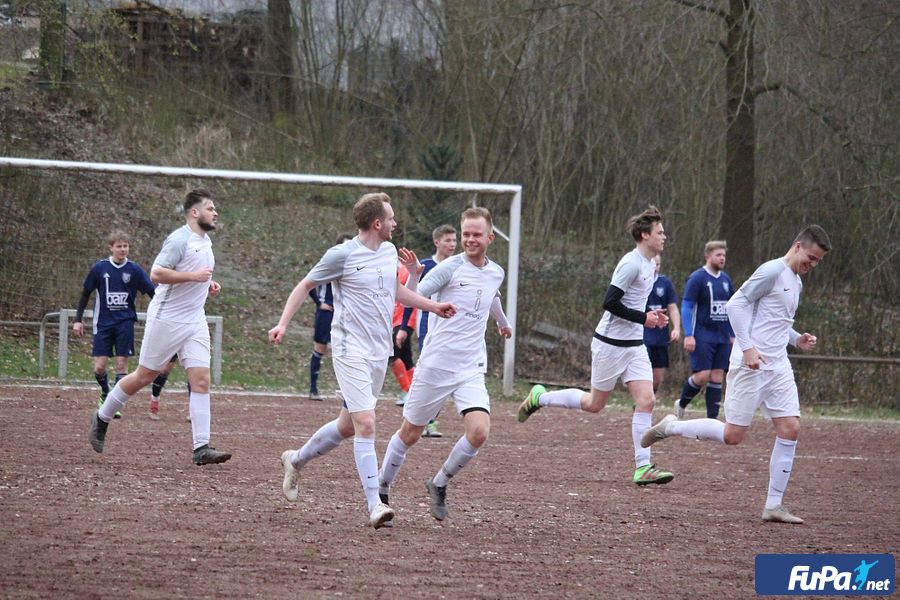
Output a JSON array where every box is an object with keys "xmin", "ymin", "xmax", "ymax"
[
  {"xmin": 147, "ymin": 225, "xmax": 214, "ymax": 324},
  {"xmin": 594, "ymin": 249, "xmax": 655, "ymax": 342},
  {"xmin": 726, "ymin": 258, "xmax": 802, "ymax": 369},
  {"xmin": 416, "ymin": 254, "xmax": 505, "ymax": 374},
  {"xmin": 306, "ymin": 237, "xmax": 398, "ymax": 360}
]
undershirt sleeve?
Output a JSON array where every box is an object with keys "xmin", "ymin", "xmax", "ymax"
[{"xmin": 602, "ymin": 285, "xmax": 646, "ymax": 325}]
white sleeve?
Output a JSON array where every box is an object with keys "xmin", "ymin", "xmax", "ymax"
[
  {"xmin": 725, "ymin": 291, "xmax": 754, "ymax": 352},
  {"xmin": 609, "ymin": 254, "xmax": 640, "ymax": 291},
  {"xmin": 788, "ymin": 329, "xmax": 801, "ymax": 347},
  {"xmin": 152, "ymin": 228, "xmax": 189, "ymax": 269},
  {"xmin": 418, "ymin": 257, "xmax": 457, "ymax": 298},
  {"xmin": 739, "ymin": 260, "xmax": 783, "ymax": 303},
  {"xmin": 490, "ymin": 294, "xmax": 510, "ymax": 328},
  {"xmin": 306, "ymin": 242, "xmax": 352, "ymax": 284}
]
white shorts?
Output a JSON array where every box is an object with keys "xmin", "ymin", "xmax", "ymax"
[
  {"xmin": 332, "ymin": 355, "xmax": 388, "ymax": 413},
  {"xmin": 139, "ymin": 318, "xmax": 210, "ymax": 371},
  {"xmin": 724, "ymin": 361, "xmax": 799, "ymax": 427},
  {"xmin": 403, "ymin": 366, "xmax": 488, "ymax": 426},
  {"xmin": 590, "ymin": 338, "xmax": 653, "ymax": 392}
]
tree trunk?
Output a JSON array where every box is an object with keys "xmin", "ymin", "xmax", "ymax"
[
  {"xmin": 38, "ymin": 0, "xmax": 66, "ymax": 88},
  {"xmin": 265, "ymin": 0, "xmax": 296, "ymax": 116},
  {"xmin": 722, "ymin": 0, "xmax": 756, "ymax": 277}
]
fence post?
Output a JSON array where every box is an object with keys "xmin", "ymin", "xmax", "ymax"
[{"xmin": 57, "ymin": 309, "xmax": 69, "ymax": 378}]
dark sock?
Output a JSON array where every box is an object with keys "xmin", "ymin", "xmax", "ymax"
[
  {"xmin": 310, "ymin": 350, "xmax": 323, "ymax": 392},
  {"xmin": 152, "ymin": 373, "xmax": 169, "ymax": 397},
  {"xmin": 679, "ymin": 376, "xmax": 702, "ymax": 408},
  {"xmin": 705, "ymin": 382, "xmax": 722, "ymax": 418},
  {"xmin": 115, "ymin": 372, "xmax": 126, "ymax": 385},
  {"xmin": 95, "ymin": 372, "xmax": 109, "ymax": 394}
]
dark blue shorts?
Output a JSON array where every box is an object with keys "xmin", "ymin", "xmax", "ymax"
[
  {"xmin": 689, "ymin": 340, "xmax": 731, "ymax": 372},
  {"xmin": 645, "ymin": 345, "xmax": 670, "ymax": 369},
  {"xmin": 92, "ymin": 321, "xmax": 135, "ymax": 357},
  {"xmin": 313, "ymin": 308, "xmax": 334, "ymax": 345}
]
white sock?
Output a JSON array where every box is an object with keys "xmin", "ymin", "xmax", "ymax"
[
  {"xmin": 432, "ymin": 436, "xmax": 478, "ymax": 487},
  {"xmin": 99, "ymin": 384, "xmax": 129, "ymax": 422},
  {"xmin": 539, "ymin": 388, "xmax": 583, "ymax": 410},
  {"xmin": 668, "ymin": 418, "xmax": 726, "ymax": 442},
  {"xmin": 353, "ymin": 436, "xmax": 381, "ymax": 512},
  {"xmin": 189, "ymin": 392, "xmax": 211, "ymax": 450},
  {"xmin": 632, "ymin": 411, "xmax": 652, "ymax": 468},
  {"xmin": 765, "ymin": 437, "xmax": 797, "ymax": 509},
  {"xmin": 294, "ymin": 419, "xmax": 344, "ymax": 468},
  {"xmin": 379, "ymin": 432, "xmax": 409, "ymax": 487}
]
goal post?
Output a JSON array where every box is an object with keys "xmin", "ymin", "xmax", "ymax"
[{"xmin": 0, "ymin": 157, "xmax": 523, "ymax": 396}]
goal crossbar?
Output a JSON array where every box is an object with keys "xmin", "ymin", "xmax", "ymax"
[{"xmin": 0, "ymin": 156, "xmax": 522, "ymax": 396}]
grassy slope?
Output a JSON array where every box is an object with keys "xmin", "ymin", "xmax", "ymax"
[{"xmin": 0, "ymin": 76, "xmax": 896, "ymax": 418}]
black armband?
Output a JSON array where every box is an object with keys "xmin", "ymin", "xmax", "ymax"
[{"xmin": 602, "ymin": 285, "xmax": 647, "ymax": 325}]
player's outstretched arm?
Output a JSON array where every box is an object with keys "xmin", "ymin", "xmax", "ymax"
[
  {"xmin": 396, "ymin": 285, "xmax": 456, "ymax": 318},
  {"xmin": 269, "ymin": 277, "xmax": 316, "ymax": 344}
]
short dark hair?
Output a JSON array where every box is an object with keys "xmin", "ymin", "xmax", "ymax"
[
  {"xmin": 335, "ymin": 232, "xmax": 353, "ymax": 245},
  {"xmin": 432, "ymin": 224, "xmax": 457, "ymax": 240},
  {"xmin": 626, "ymin": 206, "xmax": 663, "ymax": 242},
  {"xmin": 794, "ymin": 225, "xmax": 832, "ymax": 252},
  {"xmin": 183, "ymin": 188, "xmax": 213, "ymax": 213},
  {"xmin": 461, "ymin": 206, "xmax": 493, "ymax": 230},
  {"xmin": 353, "ymin": 193, "xmax": 391, "ymax": 229}
]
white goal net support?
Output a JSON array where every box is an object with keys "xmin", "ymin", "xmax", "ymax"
[{"xmin": 0, "ymin": 157, "xmax": 523, "ymax": 396}]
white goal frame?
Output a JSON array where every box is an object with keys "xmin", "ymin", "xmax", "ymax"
[{"xmin": 0, "ymin": 157, "xmax": 522, "ymax": 395}]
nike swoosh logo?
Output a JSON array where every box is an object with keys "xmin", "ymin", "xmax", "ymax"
[
  {"xmin": 460, "ymin": 283, "xmax": 469, "ymax": 287},
  {"xmin": 783, "ymin": 288, "xmax": 790, "ymax": 291},
  {"xmin": 390, "ymin": 463, "xmax": 400, "ymax": 467},
  {"xmin": 367, "ymin": 475, "xmax": 376, "ymax": 479},
  {"xmin": 356, "ymin": 266, "xmax": 366, "ymax": 271}
]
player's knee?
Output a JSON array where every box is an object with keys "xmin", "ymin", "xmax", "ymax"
[
  {"xmin": 399, "ymin": 422, "xmax": 421, "ymax": 447},
  {"xmin": 467, "ymin": 425, "xmax": 490, "ymax": 448},
  {"xmin": 352, "ymin": 415, "xmax": 376, "ymax": 438},
  {"xmin": 723, "ymin": 428, "xmax": 745, "ymax": 445}
]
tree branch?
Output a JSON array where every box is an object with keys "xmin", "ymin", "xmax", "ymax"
[
  {"xmin": 665, "ymin": 0, "xmax": 731, "ymax": 24},
  {"xmin": 750, "ymin": 81, "xmax": 780, "ymax": 97}
]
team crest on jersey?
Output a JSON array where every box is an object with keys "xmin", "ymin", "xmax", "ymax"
[
  {"xmin": 122, "ymin": 272, "xmax": 131, "ymax": 284},
  {"xmin": 655, "ymin": 286, "xmax": 664, "ymax": 297},
  {"xmin": 723, "ymin": 282, "xmax": 730, "ymax": 293}
]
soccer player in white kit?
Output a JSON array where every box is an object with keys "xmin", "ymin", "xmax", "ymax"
[
  {"xmin": 88, "ymin": 189, "xmax": 232, "ymax": 466},
  {"xmin": 377, "ymin": 207, "xmax": 512, "ymax": 522},
  {"xmin": 269, "ymin": 192, "xmax": 457, "ymax": 529},
  {"xmin": 641, "ymin": 225, "xmax": 831, "ymax": 524},
  {"xmin": 517, "ymin": 206, "xmax": 675, "ymax": 486}
]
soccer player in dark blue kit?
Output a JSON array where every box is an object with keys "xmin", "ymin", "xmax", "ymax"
[
  {"xmin": 643, "ymin": 255, "xmax": 681, "ymax": 393},
  {"xmin": 307, "ymin": 233, "xmax": 353, "ymax": 400},
  {"xmin": 73, "ymin": 231, "xmax": 156, "ymax": 417},
  {"xmin": 675, "ymin": 240, "xmax": 734, "ymax": 419}
]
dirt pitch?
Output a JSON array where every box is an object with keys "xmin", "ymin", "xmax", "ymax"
[{"xmin": 0, "ymin": 383, "xmax": 897, "ymax": 599}]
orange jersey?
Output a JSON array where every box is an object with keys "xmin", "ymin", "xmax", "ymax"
[{"xmin": 393, "ymin": 269, "xmax": 417, "ymax": 329}]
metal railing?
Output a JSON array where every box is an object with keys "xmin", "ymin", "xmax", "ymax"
[{"xmin": 38, "ymin": 309, "xmax": 224, "ymax": 384}]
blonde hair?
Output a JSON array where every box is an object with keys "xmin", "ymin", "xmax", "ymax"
[
  {"xmin": 353, "ymin": 193, "xmax": 391, "ymax": 229},
  {"xmin": 461, "ymin": 206, "xmax": 493, "ymax": 230},
  {"xmin": 704, "ymin": 240, "xmax": 727, "ymax": 255}
]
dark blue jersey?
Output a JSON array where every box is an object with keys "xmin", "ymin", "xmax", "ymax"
[
  {"xmin": 310, "ymin": 283, "xmax": 334, "ymax": 307},
  {"xmin": 401, "ymin": 256, "xmax": 439, "ymax": 340},
  {"xmin": 682, "ymin": 267, "xmax": 734, "ymax": 343},
  {"xmin": 81, "ymin": 258, "xmax": 155, "ymax": 330},
  {"xmin": 643, "ymin": 275, "xmax": 677, "ymax": 346}
]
